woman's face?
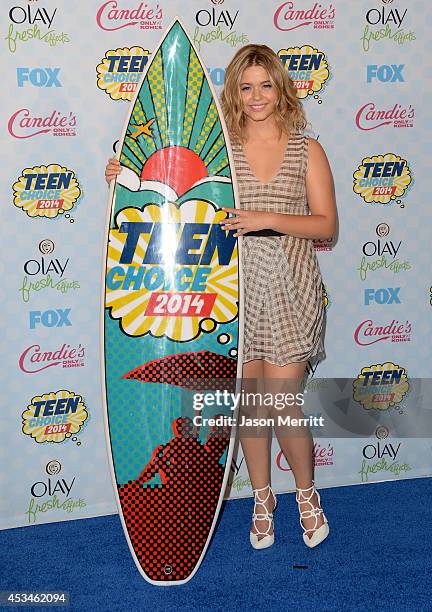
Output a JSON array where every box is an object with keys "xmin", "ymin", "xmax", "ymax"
[{"xmin": 239, "ymin": 65, "xmax": 278, "ymax": 123}]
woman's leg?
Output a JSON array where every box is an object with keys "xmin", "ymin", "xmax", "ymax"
[
  {"xmin": 263, "ymin": 360, "xmax": 325, "ymax": 538},
  {"xmin": 240, "ymin": 359, "xmax": 274, "ymax": 540}
]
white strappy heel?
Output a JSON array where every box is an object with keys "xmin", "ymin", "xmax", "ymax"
[
  {"xmin": 250, "ymin": 484, "xmax": 277, "ymax": 550},
  {"xmin": 296, "ymin": 481, "xmax": 329, "ymax": 548}
]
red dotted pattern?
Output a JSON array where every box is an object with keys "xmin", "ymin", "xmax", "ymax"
[
  {"xmin": 118, "ymin": 417, "xmax": 230, "ymax": 582},
  {"xmin": 122, "ymin": 350, "xmax": 237, "ymax": 391}
]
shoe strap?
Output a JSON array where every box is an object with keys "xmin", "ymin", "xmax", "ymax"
[
  {"xmin": 251, "ymin": 484, "xmax": 276, "ymax": 537},
  {"xmin": 295, "ymin": 483, "xmax": 326, "ymax": 535},
  {"xmin": 251, "ymin": 512, "xmax": 274, "ymax": 536},
  {"xmin": 252, "ymin": 484, "xmax": 276, "ymax": 506}
]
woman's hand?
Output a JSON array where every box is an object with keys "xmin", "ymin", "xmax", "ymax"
[
  {"xmin": 219, "ymin": 208, "xmax": 274, "ymax": 236},
  {"xmin": 105, "ymin": 157, "xmax": 122, "ymax": 184}
]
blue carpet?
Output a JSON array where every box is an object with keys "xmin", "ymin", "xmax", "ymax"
[{"xmin": 1, "ymin": 478, "xmax": 431, "ymax": 612}]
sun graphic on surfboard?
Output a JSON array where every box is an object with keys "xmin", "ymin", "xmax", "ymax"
[{"xmin": 115, "ymin": 143, "xmax": 226, "ymax": 198}]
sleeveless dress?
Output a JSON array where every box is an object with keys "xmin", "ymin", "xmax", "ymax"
[{"xmin": 231, "ymin": 133, "xmax": 326, "ymax": 366}]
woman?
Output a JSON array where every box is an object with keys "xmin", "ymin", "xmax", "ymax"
[{"xmin": 105, "ymin": 44, "xmax": 337, "ymax": 551}]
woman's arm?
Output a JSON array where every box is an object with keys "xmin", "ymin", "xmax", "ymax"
[{"xmin": 221, "ymin": 138, "xmax": 337, "ymax": 240}]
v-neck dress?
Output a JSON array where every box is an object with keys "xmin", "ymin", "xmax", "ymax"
[{"xmin": 231, "ymin": 133, "xmax": 326, "ymax": 366}]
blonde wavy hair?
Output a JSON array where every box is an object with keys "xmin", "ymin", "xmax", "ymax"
[{"xmin": 221, "ymin": 44, "xmax": 307, "ymax": 141}]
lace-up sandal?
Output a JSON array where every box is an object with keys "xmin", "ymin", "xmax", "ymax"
[
  {"xmin": 296, "ymin": 481, "xmax": 329, "ymax": 548},
  {"xmin": 250, "ymin": 484, "xmax": 277, "ymax": 550}
]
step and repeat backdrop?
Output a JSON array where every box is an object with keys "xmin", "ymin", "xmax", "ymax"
[{"xmin": 1, "ymin": 0, "xmax": 431, "ymax": 529}]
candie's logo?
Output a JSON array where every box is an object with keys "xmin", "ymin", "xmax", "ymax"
[
  {"xmin": 278, "ymin": 46, "xmax": 330, "ymax": 102},
  {"xmin": 356, "ymin": 103, "xmax": 414, "ymax": 130},
  {"xmin": 96, "ymin": 47, "xmax": 150, "ymax": 101},
  {"xmin": 19, "ymin": 343, "xmax": 86, "ymax": 373},
  {"xmin": 353, "ymin": 362, "xmax": 409, "ymax": 411},
  {"xmin": 106, "ymin": 200, "xmax": 238, "ymax": 341},
  {"xmin": 353, "ymin": 154, "xmax": 412, "ymax": 205},
  {"xmin": 314, "ymin": 237, "xmax": 333, "ymax": 251},
  {"xmin": 13, "ymin": 164, "xmax": 81, "ymax": 220},
  {"xmin": 274, "ymin": 2, "xmax": 335, "ymax": 31},
  {"xmin": 96, "ymin": 1, "xmax": 163, "ymax": 31},
  {"xmin": 354, "ymin": 319, "xmax": 412, "ymax": 346},
  {"xmin": 8, "ymin": 109, "xmax": 77, "ymax": 139},
  {"xmin": 277, "ymin": 442, "xmax": 334, "ymax": 470},
  {"xmin": 22, "ymin": 390, "xmax": 89, "ymax": 444}
]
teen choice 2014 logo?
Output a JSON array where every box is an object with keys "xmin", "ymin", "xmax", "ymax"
[
  {"xmin": 22, "ymin": 390, "xmax": 89, "ymax": 443},
  {"xmin": 353, "ymin": 362, "xmax": 409, "ymax": 411},
  {"xmin": 353, "ymin": 154, "xmax": 412, "ymax": 205},
  {"xmin": 13, "ymin": 164, "xmax": 81, "ymax": 220},
  {"xmin": 96, "ymin": 47, "xmax": 151, "ymax": 101},
  {"xmin": 106, "ymin": 199, "xmax": 238, "ymax": 342},
  {"xmin": 277, "ymin": 45, "xmax": 330, "ymax": 101}
]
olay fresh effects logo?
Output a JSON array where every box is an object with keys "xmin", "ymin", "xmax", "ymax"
[
  {"xmin": 193, "ymin": 2, "xmax": 248, "ymax": 51},
  {"xmin": 362, "ymin": 3, "xmax": 415, "ymax": 52},
  {"xmin": 6, "ymin": 5, "xmax": 70, "ymax": 53},
  {"xmin": 353, "ymin": 362, "xmax": 409, "ymax": 412},
  {"xmin": 358, "ymin": 224, "xmax": 411, "ymax": 282},
  {"xmin": 13, "ymin": 164, "xmax": 81, "ymax": 220},
  {"xmin": 26, "ymin": 461, "xmax": 86, "ymax": 524},
  {"xmin": 353, "ymin": 154, "xmax": 412, "ymax": 205},
  {"xmin": 367, "ymin": 64, "xmax": 404, "ymax": 83},
  {"xmin": 356, "ymin": 103, "xmax": 414, "ymax": 130},
  {"xmin": 20, "ymin": 241, "xmax": 80, "ymax": 303},
  {"xmin": 8, "ymin": 109, "xmax": 77, "ymax": 139},
  {"xmin": 359, "ymin": 429, "xmax": 411, "ymax": 483},
  {"xmin": 22, "ymin": 390, "xmax": 89, "ymax": 444},
  {"xmin": 96, "ymin": 1, "xmax": 163, "ymax": 30},
  {"xmin": 274, "ymin": 2, "xmax": 335, "ymax": 31},
  {"xmin": 96, "ymin": 47, "xmax": 150, "ymax": 101},
  {"xmin": 278, "ymin": 46, "xmax": 330, "ymax": 103},
  {"xmin": 354, "ymin": 319, "xmax": 412, "ymax": 346},
  {"xmin": 17, "ymin": 67, "xmax": 61, "ymax": 87},
  {"xmin": 19, "ymin": 343, "xmax": 86, "ymax": 373}
]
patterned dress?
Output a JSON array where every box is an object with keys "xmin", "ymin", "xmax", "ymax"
[{"xmin": 231, "ymin": 133, "xmax": 326, "ymax": 366}]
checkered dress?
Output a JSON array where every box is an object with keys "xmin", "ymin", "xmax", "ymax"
[{"xmin": 232, "ymin": 133, "xmax": 326, "ymax": 366}]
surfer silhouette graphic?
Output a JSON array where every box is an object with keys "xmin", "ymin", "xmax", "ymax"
[
  {"xmin": 117, "ymin": 415, "xmax": 230, "ymax": 581},
  {"xmin": 136, "ymin": 416, "xmax": 228, "ymax": 487},
  {"xmin": 136, "ymin": 417, "xmax": 197, "ymax": 486}
]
